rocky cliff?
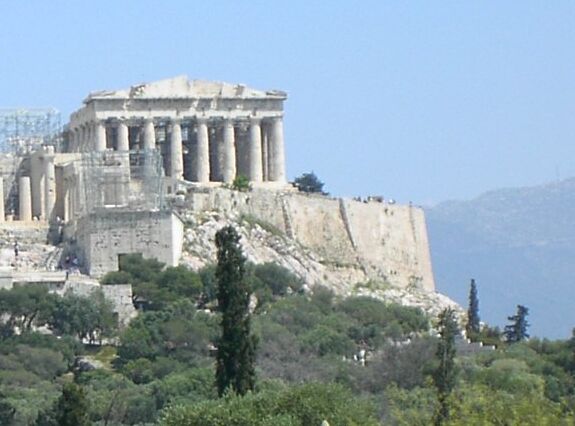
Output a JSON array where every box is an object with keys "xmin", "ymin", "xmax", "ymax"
[{"xmin": 175, "ymin": 187, "xmax": 460, "ymax": 318}]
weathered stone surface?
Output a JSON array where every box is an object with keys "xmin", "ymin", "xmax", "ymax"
[
  {"xmin": 179, "ymin": 188, "xmax": 435, "ymax": 291},
  {"xmin": 177, "ymin": 188, "xmax": 460, "ymax": 316},
  {"xmin": 75, "ymin": 210, "xmax": 184, "ymax": 277}
]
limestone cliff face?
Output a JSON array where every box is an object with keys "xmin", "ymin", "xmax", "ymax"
[{"xmin": 177, "ymin": 188, "xmax": 446, "ymax": 310}]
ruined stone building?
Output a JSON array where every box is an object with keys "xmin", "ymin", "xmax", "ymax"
[
  {"xmin": 0, "ymin": 76, "xmax": 438, "ymax": 305},
  {"xmin": 67, "ymin": 75, "xmax": 287, "ymax": 186}
]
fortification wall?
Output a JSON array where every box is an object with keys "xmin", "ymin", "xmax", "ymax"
[{"xmin": 183, "ymin": 188, "xmax": 435, "ymax": 291}]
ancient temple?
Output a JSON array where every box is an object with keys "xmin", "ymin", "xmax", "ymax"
[{"xmin": 66, "ymin": 76, "xmax": 287, "ymax": 185}]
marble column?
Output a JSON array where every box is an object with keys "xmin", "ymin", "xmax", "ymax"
[
  {"xmin": 79, "ymin": 126, "xmax": 86, "ymax": 151},
  {"xmin": 19, "ymin": 176, "xmax": 32, "ymax": 221},
  {"xmin": 68, "ymin": 130, "xmax": 75, "ymax": 152},
  {"xmin": 0, "ymin": 177, "xmax": 4, "ymax": 222},
  {"xmin": 170, "ymin": 119, "xmax": 184, "ymax": 179},
  {"xmin": 269, "ymin": 117, "xmax": 286, "ymax": 183},
  {"xmin": 261, "ymin": 125, "xmax": 269, "ymax": 181},
  {"xmin": 63, "ymin": 184, "xmax": 70, "ymax": 222},
  {"xmin": 73, "ymin": 128, "xmax": 81, "ymax": 152},
  {"xmin": 44, "ymin": 147, "xmax": 56, "ymax": 221},
  {"xmin": 117, "ymin": 122, "xmax": 130, "ymax": 151},
  {"xmin": 196, "ymin": 118, "xmax": 210, "ymax": 183},
  {"xmin": 222, "ymin": 119, "xmax": 236, "ymax": 183},
  {"xmin": 143, "ymin": 119, "xmax": 156, "ymax": 150},
  {"xmin": 86, "ymin": 124, "xmax": 93, "ymax": 151},
  {"xmin": 248, "ymin": 118, "xmax": 263, "ymax": 182},
  {"xmin": 95, "ymin": 121, "xmax": 107, "ymax": 151}
]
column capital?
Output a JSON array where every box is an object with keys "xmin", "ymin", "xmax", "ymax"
[
  {"xmin": 268, "ymin": 115, "xmax": 284, "ymax": 123},
  {"xmin": 249, "ymin": 116, "xmax": 262, "ymax": 125},
  {"xmin": 196, "ymin": 116, "xmax": 209, "ymax": 125}
]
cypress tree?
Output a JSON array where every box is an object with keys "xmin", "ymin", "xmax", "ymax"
[
  {"xmin": 465, "ymin": 279, "xmax": 480, "ymax": 342},
  {"xmin": 215, "ymin": 226, "xmax": 256, "ymax": 396},
  {"xmin": 504, "ymin": 304, "xmax": 530, "ymax": 343},
  {"xmin": 433, "ymin": 307, "xmax": 459, "ymax": 425},
  {"xmin": 36, "ymin": 382, "xmax": 89, "ymax": 426}
]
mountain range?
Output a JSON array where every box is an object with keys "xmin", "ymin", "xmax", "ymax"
[{"xmin": 426, "ymin": 178, "xmax": 575, "ymax": 339}]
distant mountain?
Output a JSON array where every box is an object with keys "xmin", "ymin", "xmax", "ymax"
[{"xmin": 426, "ymin": 178, "xmax": 575, "ymax": 339}]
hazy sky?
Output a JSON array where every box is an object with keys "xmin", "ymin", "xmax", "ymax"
[{"xmin": 1, "ymin": 1, "xmax": 574, "ymax": 205}]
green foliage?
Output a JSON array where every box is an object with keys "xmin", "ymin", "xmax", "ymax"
[
  {"xmin": 477, "ymin": 324, "xmax": 502, "ymax": 347},
  {"xmin": 102, "ymin": 254, "xmax": 205, "ymax": 310},
  {"xmin": 0, "ymin": 391, "xmax": 15, "ymax": 425},
  {"xmin": 116, "ymin": 299, "xmax": 218, "ymax": 367},
  {"xmin": 36, "ymin": 382, "xmax": 90, "ymax": 426},
  {"xmin": 433, "ymin": 307, "xmax": 459, "ymax": 425},
  {"xmin": 299, "ymin": 325, "xmax": 355, "ymax": 356},
  {"xmin": 215, "ymin": 225, "xmax": 257, "ymax": 396},
  {"xmin": 198, "ymin": 264, "xmax": 218, "ymax": 305},
  {"xmin": 465, "ymin": 279, "xmax": 480, "ymax": 342},
  {"xmin": 47, "ymin": 290, "xmax": 117, "ymax": 343},
  {"xmin": 252, "ymin": 263, "xmax": 303, "ymax": 297},
  {"xmin": 293, "ymin": 171, "xmax": 326, "ymax": 194},
  {"xmin": 337, "ymin": 296, "xmax": 429, "ymax": 347},
  {"xmin": 448, "ymin": 384, "xmax": 572, "ymax": 425},
  {"xmin": 0, "ymin": 285, "xmax": 57, "ymax": 333},
  {"xmin": 505, "ymin": 304, "xmax": 530, "ymax": 343},
  {"xmin": 159, "ymin": 382, "xmax": 379, "ymax": 426},
  {"xmin": 231, "ymin": 174, "xmax": 251, "ymax": 192}
]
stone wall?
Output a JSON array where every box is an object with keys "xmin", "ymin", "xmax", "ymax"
[
  {"xmin": 182, "ymin": 188, "xmax": 435, "ymax": 291},
  {"xmin": 76, "ymin": 209, "xmax": 184, "ymax": 277}
]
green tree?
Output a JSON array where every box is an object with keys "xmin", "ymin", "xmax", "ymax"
[
  {"xmin": 294, "ymin": 172, "xmax": 326, "ymax": 194},
  {"xmin": 48, "ymin": 291, "xmax": 116, "ymax": 343},
  {"xmin": 433, "ymin": 307, "xmax": 458, "ymax": 425},
  {"xmin": 465, "ymin": 279, "xmax": 480, "ymax": 342},
  {"xmin": 215, "ymin": 226, "xmax": 257, "ymax": 396},
  {"xmin": 505, "ymin": 305, "xmax": 530, "ymax": 343},
  {"xmin": 37, "ymin": 382, "xmax": 89, "ymax": 426}
]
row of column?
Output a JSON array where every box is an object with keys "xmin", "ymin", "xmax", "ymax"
[
  {"xmin": 0, "ymin": 146, "xmax": 56, "ymax": 223},
  {"xmin": 70, "ymin": 117, "xmax": 286, "ymax": 184}
]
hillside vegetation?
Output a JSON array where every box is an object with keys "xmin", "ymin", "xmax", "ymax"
[{"xmin": 0, "ymin": 253, "xmax": 573, "ymax": 424}]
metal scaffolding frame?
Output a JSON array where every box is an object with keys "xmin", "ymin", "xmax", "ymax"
[
  {"xmin": 79, "ymin": 150, "xmax": 166, "ymax": 216},
  {"xmin": 0, "ymin": 108, "xmax": 62, "ymax": 153}
]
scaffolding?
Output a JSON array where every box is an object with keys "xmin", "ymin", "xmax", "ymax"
[
  {"xmin": 79, "ymin": 150, "xmax": 166, "ymax": 216},
  {"xmin": 0, "ymin": 108, "xmax": 62, "ymax": 153}
]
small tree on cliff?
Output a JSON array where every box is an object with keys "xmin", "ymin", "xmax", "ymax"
[
  {"xmin": 504, "ymin": 305, "xmax": 530, "ymax": 343},
  {"xmin": 465, "ymin": 279, "xmax": 480, "ymax": 342},
  {"xmin": 433, "ymin": 307, "xmax": 458, "ymax": 425},
  {"xmin": 215, "ymin": 226, "xmax": 257, "ymax": 396},
  {"xmin": 294, "ymin": 172, "xmax": 327, "ymax": 194}
]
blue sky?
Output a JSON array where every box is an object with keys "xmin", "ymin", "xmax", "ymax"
[{"xmin": 1, "ymin": 1, "xmax": 574, "ymax": 205}]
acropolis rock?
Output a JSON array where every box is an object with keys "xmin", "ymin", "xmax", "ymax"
[{"xmin": 0, "ymin": 76, "xmax": 461, "ymax": 323}]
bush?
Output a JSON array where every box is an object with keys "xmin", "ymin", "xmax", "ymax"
[
  {"xmin": 232, "ymin": 175, "xmax": 251, "ymax": 192},
  {"xmin": 159, "ymin": 382, "xmax": 379, "ymax": 426},
  {"xmin": 253, "ymin": 263, "xmax": 303, "ymax": 297}
]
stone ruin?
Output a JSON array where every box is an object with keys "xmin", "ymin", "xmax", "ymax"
[{"xmin": 0, "ymin": 75, "xmax": 446, "ymax": 326}]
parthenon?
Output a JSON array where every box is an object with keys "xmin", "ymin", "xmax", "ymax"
[{"xmin": 67, "ymin": 75, "xmax": 287, "ymax": 186}]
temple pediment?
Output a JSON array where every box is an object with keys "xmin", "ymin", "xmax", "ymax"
[{"xmin": 86, "ymin": 75, "xmax": 286, "ymax": 102}]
